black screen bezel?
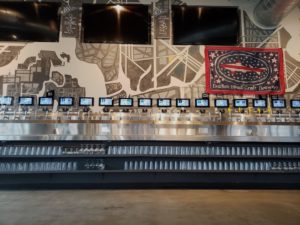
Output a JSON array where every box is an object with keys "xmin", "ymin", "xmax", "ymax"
[
  {"xmin": 18, "ymin": 96, "xmax": 34, "ymax": 106},
  {"xmin": 0, "ymin": 2, "xmax": 61, "ymax": 42},
  {"xmin": 214, "ymin": 99, "xmax": 229, "ymax": 108},
  {"xmin": 172, "ymin": 5, "xmax": 240, "ymax": 45},
  {"xmin": 271, "ymin": 99, "xmax": 286, "ymax": 108},
  {"xmin": 82, "ymin": 4, "xmax": 151, "ymax": 44},
  {"xmin": 290, "ymin": 99, "xmax": 300, "ymax": 109},
  {"xmin": 175, "ymin": 98, "xmax": 191, "ymax": 108},
  {"xmin": 58, "ymin": 97, "xmax": 74, "ymax": 106},
  {"xmin": 138, "ymin": 98, "xmax": 153, "ymax": 107},
  {"xmin": 157, "ymin": 98, "xmax": 172, "ymax": 108},
  {"xmin": 79, "ymin": 97, "xmax": 94, "ymax": 107},
  {"xmin": 233, "ymin": 99, "xmax": 248, "ymax": 108},
  {"xmin": 195, "ymin": 98, "xmax": 210, "ymax": 108},
  {"xmin": 119, "ymin": 98, "xmax": 134, "ymax": 107},
  {"xmin": 0, "ymin": 96, "xmax": 14, "ymax": 106},
  {"xmin": 99, "ymin": 97, "xmax": 114, "ymax": 107},
  {"xmin": 252, "ymin": 99, "xmax": 267, "ymax": 108},
  {"xmin": 38, "ymin": 97, "xmax": 54, "ymax": 106}
]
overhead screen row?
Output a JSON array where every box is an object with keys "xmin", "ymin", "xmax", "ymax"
[
  {"xmin": 1, "ymin": 96, "xmax": 300, "ymax": 109},
  {"xmin": 0, "ymin": 2, "xmax": 239, "ymax": 45}
]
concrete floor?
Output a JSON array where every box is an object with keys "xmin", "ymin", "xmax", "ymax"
[{"xmin": 0, "ymin": 190, "xmax": 299, "ymax": 225}]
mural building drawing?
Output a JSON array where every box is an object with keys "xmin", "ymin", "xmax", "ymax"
[{"xmin": 0, "ymin": 0, "xmax": 299, "ymax": 109}]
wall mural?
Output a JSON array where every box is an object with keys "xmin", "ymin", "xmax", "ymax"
[{"xmin": 0, "ymin": 0, "xmax": 300, "ymax": 110}]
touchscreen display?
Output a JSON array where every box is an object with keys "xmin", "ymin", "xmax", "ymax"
[
  {"xmin": 59, "ymin": 97, "xmax": 74, "ymax": 106},
  {"xmin": 19, "ymin": 97, "xmax": 34, "ymax": 106},
  {"xmin": 39, "ymin": 97, "xmax": 53, "ymax": 106},
  {"xmin": 215, "ymin": 99, "xmax": 229, "ymax": 108},
  {"xmin": 79, "ymin": 97, "xmax": 94, "ymax": 106},
  {"xmin": 176, "ymin": 99, "xmax": 190, "ymax": 107},
  {"xmin": 195, "ymin": 99, "xmax": 209, "ymax": 108},
  {"xmin": 99, "ymin": 98, "xmax": 113, "ymax": 106},
  {"xmin": 138, "ymin": 98, "xmax": 152, "ymax": 107},
  {"xmin": 253, "ymin": 99, "xmax": 267, "ymax": 108},
  {"xmin": 291, "ymin": 100, "xmax": 300, "ymax": 108},
  {"xmin": 0, "ymin": 96, "xmax": 13, "ymax": 106},
  {"xmin": 157, "ymin": 99, "xmax": 171, "ymax": 107},
  {"xmin": 119, "ymin": 98, "xmax": 133, "ymax": 107},
  {"xmin": 271, "ymin": 99, "xmax": 286, "ymax": 108},
  {"xmin": 233, "ymin": 99, "xmax": 248, "ymax": 108}
]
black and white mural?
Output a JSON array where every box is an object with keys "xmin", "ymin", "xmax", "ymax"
[{"xmin": 0, "ymin": 0, "xmax": 300, "ymax": 110}]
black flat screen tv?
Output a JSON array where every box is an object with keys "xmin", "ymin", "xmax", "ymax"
[
  {"xmin": 0, "ymin": 1, "xmax": 61, "ymax": 42},
  {"xmin": 172, "ymin": 6, "xmax": 239, "ymax": 45},
  {"xmin": 82, "ymin": 4, "xmax": 151, "ymax": 44}
]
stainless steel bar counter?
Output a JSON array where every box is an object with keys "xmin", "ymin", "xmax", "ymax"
[
  {"xmin": 0, "ymin": 111, "xmax": 299, "ymax": 142},
  {"xmin": 0, "ymin": 111, "xmax": 299, "ymax": 188}
]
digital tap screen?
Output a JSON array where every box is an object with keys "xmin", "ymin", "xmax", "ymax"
[
  {"xmin": 138, "ymin": 98, "xmax": 152, "ymax": 107},
  {"xmin": 119, "ymin": 98, "xmax": 133, "ymax": 107},
  {"xmin": 99, "ymin": 98, "xmax": 114, "ymax": 106},
  {"xmin": 0, "ymin": 96, "xmax": 14, "ymax": 106},
  {"xmin": 271, "ymin": 99, "xmax": 286, "ymax": 108},
  {"xmin": 215, "ymin": 99, "xmax": 229, "ymax": 108},
  {"xmin": 253, "ymin": 99, "xmax": 267, "ymax": 108},
  {"xmin": 79, "ymin": 97, "xmax": 94, "ymax": 106},
  {"xmin": 176, "ymin": 99, "xmax": 190, "ymax": 107},
  {"xmin": 38, "ymin": 97, "xmax": 53, "ymax": 106},
  {"xmin": 195, "ymin": 98, "xmax": 210, "ymax": 108},
  {"xmin": 19, "ymin": 97, "xmax": 34, "ymax": 106},
  {"xmin": 291, "ymin": 100, "xmax": 300, "ymax": 109},
  {"xmin": 157, "ymin": 99, "xmax": 171, "ymax": 107},
  {"xmin": 233, "ymin": 99, "xmax": 248, "ymax": 108},
  {"xmin": 59, "ymin": 97, "xmax": 74, "ymax": 106}
]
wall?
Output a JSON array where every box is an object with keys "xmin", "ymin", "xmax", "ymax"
[{"xmin": 0, "ymin": 0, "xmax": 300, "ymax": 110}]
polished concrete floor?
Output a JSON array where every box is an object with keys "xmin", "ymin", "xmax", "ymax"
[{"xmin": 0, "ymin": 190, "xmax": 299, "ymax": 225}]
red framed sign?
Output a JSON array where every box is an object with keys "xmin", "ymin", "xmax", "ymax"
[{"xmin": 205, "ymin": 46, "xmax": 285, "ymax": 95}]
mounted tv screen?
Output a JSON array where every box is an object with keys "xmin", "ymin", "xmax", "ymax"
[
  {"xmin": 82, "ymin": 4, "xmax": 151, "ymax": 44},
  {"xmin": 0, "ymin": 2, "xmax": 61, "ymax": 42},
  {"xmin": 172, "ymin": 6, "xmax": 239, "ymax": 45}
]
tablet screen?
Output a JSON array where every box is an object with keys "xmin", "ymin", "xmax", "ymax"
[
  {"xmin": 99, "ymin": 98, "xmax": 113, "ymax": 106},
  {"xmin": 19, "ymin": 97, "xmax": 34, "ymax": 106},
  {"xmin": 39, "ymin": 97, "xmax": 53, "ymax": 106},
  {"xmin": 195, "ymin": 99, "xmax": 210, "ymax": 108},
  {"xmin": 79, "ymin": 97, "xmax": 94, "ymax": 106},
  {"xmin": 253, "ymin": 99, "xmax": 267, "ymax": 108},
  {"xmin": 157, "ymin": 99, "xmax": 171, "ymax": 107},
  {"xmin": 176, "ymin": 99, "xmax": 190, "ymax": 107},
  {"xmin": 119, "ymin": 98, "xmax": 133, "ymax": 107},
  {"xmin": 59, "ymin": 97, "xmax": 74, "ymax": 106},
  {"xmin": 0, "ymin": 96, "xmax": 13, "ymax": 106},
  {"xmin": 215, "ymin": 99, "xmax": 229, "ymax": 108},
  {"xmin": 233, "ymin": 99, "xmax": 248, "ymax": 108},
  {"xmin": 138, "ymin": 98, "xmax": 152, "ymax": 107}
]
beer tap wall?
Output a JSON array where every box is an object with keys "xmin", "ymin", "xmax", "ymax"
[{"xmin": 0, "ymin": 0, "xmax": 299, "ymax": 188}]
